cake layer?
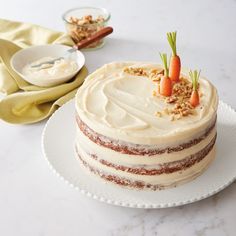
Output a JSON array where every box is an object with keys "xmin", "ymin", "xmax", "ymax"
[
  {"xmin": 75, "ymin": 62, "xmax": 218, "ymax": 145},
  {"xmin": 76, "ymin": 143, "xmax": 216, "ymax": 190},
  {"xmin": 76, "ymin": 134, "xmax": 216, "ymax": 175},
  {"xmin": 76, "ymin": 123, "xmax": 217, "ymax": 166},
  {"xmin": 76, "ymin": 114, "xmax": 216, "ymax": 156}
]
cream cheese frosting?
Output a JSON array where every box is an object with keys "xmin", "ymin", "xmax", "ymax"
[{"xmin": 75, "ymin": 62, "xmax": 218, "ymax": 145}]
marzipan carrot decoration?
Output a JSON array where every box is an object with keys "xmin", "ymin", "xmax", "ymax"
[
  {"xmin": 189, "ymin": 70, "xmax": 200, "ymax": 107},
  {"xmin": 159, "ymin": 53, "xmax": 172, "ymax": 96},
  {"xmin": 167, "ymin": 31, "xmax": 181, "ymax": 82}
]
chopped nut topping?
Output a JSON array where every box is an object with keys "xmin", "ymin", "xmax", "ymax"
[
  {"xmin": 155, "ymin": 111, "xmax": 162, "ymax": 117},
  {"xmin": 156, "ymin": 76, "xmax": 202, "ymax": 120},
  {"xmin": 170, "ymin": 115, "xmax": 175, "ymax": 121},
  {"xmin": 124, "ymin": 67, "xmax": 164, "ymax": 79},
  {"xmin": 123, "ymin": 67, "xmax": 148, "ymax": 76},
  {"xmin": 175, "ymin": 114, "xmax": 182, "ymax": 120},
  {"xmin": 165, "ymin": 96, "xmax": 178, "ymax": 104},
  {"xmin": 149, "ymin": 69, "xmax": 164, "ymax": 81},
  {"xmin": 163, "ymin": 108, "xmax": 170, "ymax": 115},
  {"xmin": 123, "ymin": 66, "xmax": 202, "ymax": 121}
]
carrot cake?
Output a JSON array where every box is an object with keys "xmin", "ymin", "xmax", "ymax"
[{"xmin": 75, "ymin": 62, "xmax": 218, "ymax": 190}]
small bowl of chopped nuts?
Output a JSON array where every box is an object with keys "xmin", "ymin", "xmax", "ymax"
[{"xmin": 62, "ymin": 7, "xmax": 110, "ymax": 50}]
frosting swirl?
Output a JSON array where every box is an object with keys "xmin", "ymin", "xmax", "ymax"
[{"xmin": 76, "ymin": 62, "xmax": 218, "ymax": 144}]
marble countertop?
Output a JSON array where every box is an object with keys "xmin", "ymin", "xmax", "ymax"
[{"xmin": 0, "ymin": 0, "xmax": 236, "ymax": 235}]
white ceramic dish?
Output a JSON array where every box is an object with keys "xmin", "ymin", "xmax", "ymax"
[
  {"xmin": 42, "ymin": 99, "xmax": 236, "ymax": 208},
  {"xmin": 11, "ymin": 44, "xmax": 85, "ymax": 87}
]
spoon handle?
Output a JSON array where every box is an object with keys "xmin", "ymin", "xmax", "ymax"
[{"xmin": 74, "ymin": 27, "xmax": 113, "ymax": 50}]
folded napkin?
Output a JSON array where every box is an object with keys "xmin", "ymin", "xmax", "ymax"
[{"xmin": 0, "ymin": 19, "xmax": 88, "ymax": 124}]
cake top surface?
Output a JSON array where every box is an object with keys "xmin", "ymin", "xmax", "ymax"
[{"xmin": 75, "ymin": 62, "xmax": 218, "ymax": 144}]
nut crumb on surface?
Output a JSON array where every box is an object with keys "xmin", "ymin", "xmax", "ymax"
[
  {"xmin": 123, "ymin": 67, "xmax": 148, "ymax": 76},
  {"xmin": 165, "ymin": 96, "xmax": 178, "ymax": 104},
  {"xmin": 155, "ymin": 111, "xmax": 162, "ymax": 117},
  {"xmin": 149, "ymin": 69, "xmax": 164, "ymax": 81},
  {"xmin": 163, "ymin": 108, "xmax": 169, "ymax": 115},
  {"xmin": 152, "ymin": 90, "xmax": 157, "ymax": 97},
  {"xmin": 123, "ymin": 67, "xmax": 164, "ymax": 79}
]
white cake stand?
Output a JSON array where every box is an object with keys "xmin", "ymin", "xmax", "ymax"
[{"xmin": 42, "ymin": 99, "xmax": 236, "ymax": 208}]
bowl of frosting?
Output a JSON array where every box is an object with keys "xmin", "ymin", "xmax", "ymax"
[{"xmin": 11, "ymin": 44, "xmax": 85, "ymax": 87}]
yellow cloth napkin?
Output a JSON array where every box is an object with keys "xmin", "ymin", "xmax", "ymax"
[{"xmin": 0, "ymin": 19, "xmax": 88, "ymax": 124}]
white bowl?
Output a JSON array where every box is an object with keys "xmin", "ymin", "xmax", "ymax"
[{"xmin": 11, "ymin": 44, "xmax": 85, "ymax": 87}]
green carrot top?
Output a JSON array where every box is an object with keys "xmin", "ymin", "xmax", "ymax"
[
  {"xmin": 167, "ymin": 31, "xmax": 177, "ymax": 56},
  {"xmin": 189, "ymin": 70, "xmax": 201, "ymax": 91},
  {"xmin": 159, "ymin": 53, "xmax": 169, "ymax": 77}
]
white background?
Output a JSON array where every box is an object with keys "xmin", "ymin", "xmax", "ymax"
[{"xmin": 0, "ymin": 0, "xmax": 236, "ymax": 235}]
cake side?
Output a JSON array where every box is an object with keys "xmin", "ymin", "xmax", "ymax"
[
  {"xmin": 76, "ymin": 144, "xmax": 216, "ymax": 190},
  {"xmin": 75, "ymin": 120, "xmax": 217, "ymax": 189}
]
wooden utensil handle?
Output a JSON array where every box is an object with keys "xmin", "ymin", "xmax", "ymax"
[{"xmin": 74, "ymin": 27, "xmax": 113, "ymax": 50}]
